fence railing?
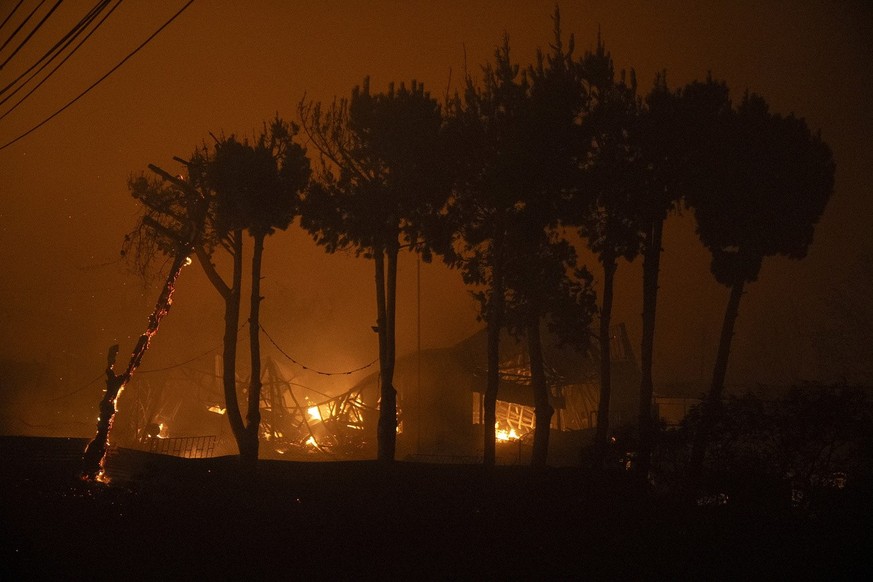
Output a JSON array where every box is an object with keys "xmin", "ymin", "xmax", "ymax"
[{"xmin": 143, "ymin": 435, "xmax": 216, "ymax": 459}]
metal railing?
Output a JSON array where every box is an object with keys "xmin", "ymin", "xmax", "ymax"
[{"xmin": 143, "ymin": 435, "xmax": 216, "ymax": 458}]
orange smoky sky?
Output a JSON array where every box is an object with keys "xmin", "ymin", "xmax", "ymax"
[{"xmin": 1, "ymin": 1, "xmax": 871, "ymax": 422}]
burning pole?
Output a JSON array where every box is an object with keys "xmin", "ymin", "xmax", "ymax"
[{"xmin": 82, "ymin": 165, "xmax": 206, "ymax": 481}]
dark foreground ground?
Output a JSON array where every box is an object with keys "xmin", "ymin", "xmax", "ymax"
[{"xmin": 1, "ymin": 436, "xmax": 871, "ymax": 580}]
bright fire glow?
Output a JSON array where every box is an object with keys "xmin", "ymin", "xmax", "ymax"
[
  {"xmin": 305, "ymin": 435, "xmax": 317, "ymax": 447},
  {"xmin": 207, "ymin": 404, "xmax": 226, "ymax": 415},
  {"xmin": 307, "ymin": 406, "xmax": 322, "ymax": 421},
  {"xmin": 495, "ymin": 424, "xmax": 520, "ymax": 442}
]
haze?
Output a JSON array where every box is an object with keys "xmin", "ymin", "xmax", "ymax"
[{"xmin": 1, "ymin": 0, "xmax": 871, "ymax": 436}]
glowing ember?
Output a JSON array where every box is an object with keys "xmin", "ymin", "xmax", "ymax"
[
  {"xmin": 207, "ymin": 404, "xmax": 226, "ymax": 415},
  {"xmin": 305, "ymin": 435, "xmax": 317, "ymax": 447}
]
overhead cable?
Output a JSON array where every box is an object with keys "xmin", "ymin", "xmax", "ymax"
[
  {"xmin": 0, "ymin": 0, "xmax": 194, "ymax": 151},
  {"xmin": 44, "ymin": 320, "xmax": 247, "ymax": 402},
  {"xmin": 260, "ymin": 323, "xmax": 379, "ymax": 376},
  {"xmin": 0, "ymin": 0, "xmax": 111, "ymax": 99},
  {"xmin": 137, "ymin": 320, "xmax": 247, "ymax": 374},
  {"xmin": 0, "ymin": 0, "xmax": 121, "ymax": 119},
  {"xmin": 0, "ymin": 0, "xmax": 27, "ymax": 35},
  {"xmin": 0, "ymin": 0, "xmax": 44, "ymax": 55},
  {"xmin": 0, "ymin": 0, "xmax": 63, "ymax": 71}
]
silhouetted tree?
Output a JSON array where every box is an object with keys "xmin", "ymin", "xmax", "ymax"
[
  {"xmin": 570, "ymin": 34, "xmax": 644, "ymax": 467},
  {"xmin": 299, "ymin": 79, "xmax": 447, "ymax": 461},
  {"xmin": 125, "ymin": 117, "xmax": 309, "ymax": 473},
  {"xmin": 203, "ymin": 118, "xmax": 310, "ymax": 471},
  {"xmin": 686, "ymin": 90, "xmax": 835, "ymax": 481},
  {"xmin": 441, "ymin": 11, "xmax": 595, "ymax": 466},
  {"xmin": 440, "ymin": 36, "xmax": 532, "ymax": 465},
  {"xmin": 517, "ymin": 12, "xmax": 597, "ymax": 466},
  {"xmin": 502, "ymin": 229, "xmax": 597, "ymax": 467},
  {"xmin": 83, "ymin": 167, "xmax": 206, "ymax": 481},
  {"xmin": 632, "ymin": 74, "xmax": 688, "ymax": 479}
]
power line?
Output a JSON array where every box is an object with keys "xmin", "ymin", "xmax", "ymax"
[
  {"xmin": 0, "ymin": 0, "xmax": 194, "ymax": 152},
  {"xmin": 0, "ymin": 0, "xmax": 45, "ymax": 55},
  {"xmin": 43, "ymin": 371, "xmax": 105, "ymax": 402},
  {"xmin": 0, "ymin": 0, "xmax": 62, "ymax": 71},
  {"xmin": 0, "ymin": 0, "xmax": 111, "ymax": 99},
  {"xmin": 0, "ymin": 1, "xmax": 27, "ymax": 35},
  {"xmin": 286, "ymin": 380, "xmax": 335, "ymax": 402},
  {"xmin": 137, "ymin": 321, "xmax": 247, "ymax": 374},
  {"xmin": 260, "ymin": 323, "xmax": 379, "ymax": 376},
  {"xmin": 0, "ymin": 0, "xmax": 121, "ymax": 120},
  {"xmin": 43, "ymin": 321, "xmax": 247, "ymax": 402},
  {"xmin": 135, "ymin": 347, "xmax": 219, "ymax": 374}
]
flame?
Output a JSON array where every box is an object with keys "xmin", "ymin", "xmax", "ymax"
[
  {"xmin": 495, "ymin": 424, "xmax": 520, "ymax": 442},
  {"xmin": 207, "ymin": 404, "xmax": 226, "ymax": 415},
  {"xmin": 307, "ymin": 406, "xmax": 322, "ymax": 421},
  {"xmin": 305, "ymin": 435, "xmax": 317, "ymax": 447}
]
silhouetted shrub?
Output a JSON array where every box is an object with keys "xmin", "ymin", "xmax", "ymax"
[{"xmin": 681, "ymin": 384, "xmax": 873, "ymax": 506}]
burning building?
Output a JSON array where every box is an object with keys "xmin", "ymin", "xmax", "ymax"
[
  {"xmin": 301, "ymin": 323, "xmax": 641, "ymax": 463},
  {"xmin": 110, "ymin": 324, "xmax": 639, "ymax": 464}
]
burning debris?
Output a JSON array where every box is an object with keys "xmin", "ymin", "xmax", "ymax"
[
  {"xmin": 258, "ymin": 359, "xmax": 376, "ymax": 458},
  {"xmin": 495, "ymin": 424, "xmax": 521, "ymax": 442}
]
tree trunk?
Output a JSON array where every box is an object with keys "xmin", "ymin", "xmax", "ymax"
[
  {"xmin": 81, "ymin": 347, "xmax": 125, "ymax": 481},
  {"xmin": 213, "ymin": 232, "xmax": 251, "ymax": 468},
  {"xmin": 593, "ymin": 254, "xmax": 617, "ymax": 467},
  {"xmin": 374, "ymin": 245, "xmax": 398, "ymax": 461},
  {"xmin": 637, "ymin": 216, "xmax": 664, "ymax": 481},
  {"xmin": 82, "ymin": 249, "xmax": 190, "ymax": 481},
  {"xmin": 241, "ymin": 232, "xmax": 265, "ymax": 472},
  {"xmin": 688, "ymin": 277, "xmax": 746, "ymax": 485},
  {"xmin": 484, "ymin": 228, "xmax": 505, "ymax": 466},
  {"xmin": 198, "ymin": 231, "xmax": 252, "ymax": 470},
  {"xmin": 384, "ymin": 243, "xmax": 399, "ymax": 460},
  {"xmin": 484, "ymin": 309, "xmax": 500, "ymax": 467},
  {"xmin": 528, "ymin": 317, "xmax": 553, "ymax": 468}
]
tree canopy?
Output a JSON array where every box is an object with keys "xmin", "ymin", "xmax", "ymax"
[{"xmin": 299, "ymin": 77, "xmax": 448, "ymax": 461}]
